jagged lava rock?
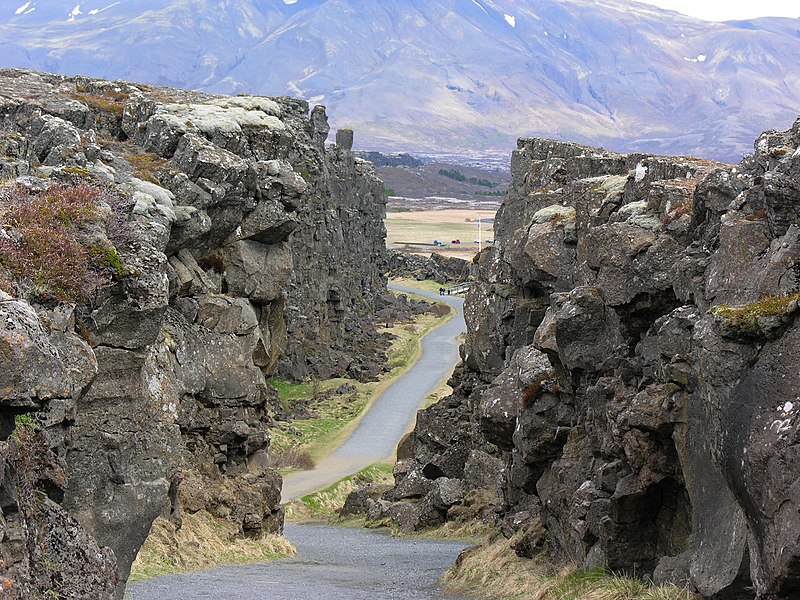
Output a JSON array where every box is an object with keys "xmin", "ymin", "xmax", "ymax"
[
  {"xmin": 380, "ymin": 121, "xmax": 800, "ymax": 599},
  {"xmin": 0, "ymin": 69, "xmax": 388, "ymax": 597}
]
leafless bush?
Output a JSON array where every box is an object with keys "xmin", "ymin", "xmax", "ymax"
[
  {"xmin": 268, "ymin": 448, "xmax": 315, "ymax": 471},
  {"xmin": 0, "ymin": 182, "xmax": 131, "ymax": 302}
]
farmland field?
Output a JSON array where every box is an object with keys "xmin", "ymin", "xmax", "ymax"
[{"xmin": 385, "ymin": 209, "xmax": 497, "ymax": 258}]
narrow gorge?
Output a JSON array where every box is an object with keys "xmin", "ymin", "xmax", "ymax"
[{"xmin": 2, "ymin": 66, "xmax": 800, "ymax": 600}]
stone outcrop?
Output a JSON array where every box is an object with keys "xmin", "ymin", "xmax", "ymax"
[
  {"xmin": 387, "ymin": 249, "xmax": 475, "ymax": 284},
  {"xmin": 376, "ymin": 121, "xmax": 800, "ymax": 598},
  {"xmin": 0, "ymin": 69, "xmax": 387, "ymax": 597},
  {"xmin": 353, "ymin": 151, "xmax": 423, "ymax": 169}
]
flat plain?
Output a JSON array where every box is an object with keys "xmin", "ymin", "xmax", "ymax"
[{"xmin": 385, "ymin": 208, "xmax": 498, "ymax": 258}]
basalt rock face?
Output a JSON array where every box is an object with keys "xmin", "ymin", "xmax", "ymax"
[
  {"xmin": 378, "ymin": 122, "xmax": 800, "ymax": 598},
  {"xmin": 279, "ymin": 125, "xmax": 390, "ymax": 382},
  {"xmin": 0, "ymin": 69, "xmax": 387, "ymax": 597},
  {"xmin": 0, "ymin": 298, "xmax": 118, "ymax": 598}
]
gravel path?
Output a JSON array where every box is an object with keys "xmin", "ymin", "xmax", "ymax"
[
  {"xmin": 127, "ymin": 283, "xmax": 470, "ymax": 599},
  {"xmin": 127, "ymin": 524, "xmax": 471, "ymax": 599},
  {"xmin": 281, "ymin": 284, "xmax": 465, "ymax": 501}
]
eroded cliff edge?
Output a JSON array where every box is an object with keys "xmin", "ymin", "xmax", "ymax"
[
  {"xmin": 0, "ymin": 69, "xmax": 387, "ymax": 597},
  {"xmin": 375, "ymin": 120, "xmax": 800, "ymax": 599}
]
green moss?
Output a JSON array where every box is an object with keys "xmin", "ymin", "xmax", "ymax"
[
  {"xmin": 494, "ymin": 283, "xmax": 516, "ymax": 299},
  {"xmin": 61, "ymin": 165, "xmax": 92, "ymax": 179},
  {"xmin": 90, "ymin": 246, "xmax": 126, "ymax": 278},
  {"xmin": 710, "ymin": 293, "xmax": 800, "ymax": 322},
  {"xmin": 709, "ymin": 293, "xmax": 800, "ymax": 337},
  {"xmin": 15, "ymin": 413, "xmax": 34, "ymax": 427}
]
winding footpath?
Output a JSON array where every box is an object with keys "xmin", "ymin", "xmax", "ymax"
[
  {"xmin": 128, "ymin": 283, "xmax": 469, "ymax": 599},
  {"xmin": 281, "ymin": 283, "xmax": 465, "ymax": 501}
]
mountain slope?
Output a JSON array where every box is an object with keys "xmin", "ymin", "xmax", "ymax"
[{"xmin": 1, "ymin": 0, "xmax": 798, "ymax": 161}]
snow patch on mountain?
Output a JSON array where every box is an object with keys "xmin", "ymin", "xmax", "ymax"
[
  {"xmin": 684, "ymin": 54, "xmax": 707, "ymax": 62},
  {"xmin": 15, "ymin": 2, "xmax": 32, "ymax": 15},
  {"xmin": 504, "ymin": 14, "xmax": 516, "ymax": 27},
  {"xmin": 88, "ymin": 2, "xmax": 120, "ymax": 16},
  {"xmin": 68, "ymin": 4, "xmax": 82, "ymax": 21}
]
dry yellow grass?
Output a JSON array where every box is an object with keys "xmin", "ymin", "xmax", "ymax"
[
  {"xmin": 129, "ymin": 511, "xmax": 296, "ymax": 583},
  {"xmin": 443, "ymin": 534, "xmax": 699, "ymax": 600}
]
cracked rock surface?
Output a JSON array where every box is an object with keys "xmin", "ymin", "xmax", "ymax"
[
  {"xmin": 377, "ymin": 122, "xmax": 800, "ymax": 599},
  {"xmin": 0, "ymin": 69, "xmax": 388, "ymax": 598}
]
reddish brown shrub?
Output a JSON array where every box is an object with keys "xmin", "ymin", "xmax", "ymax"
[
  {"xmin": 0, "ymin": 182, "xmax": 129, "ymax": 302},
  {"xmin": 198, "ymin": 254, "xmax": 225, "ymax": 274},
  {"xmin": 432, "ymin": 302, "xmax": 451, "ymax": 317},
  {"xmin": 521, "ymin": 374, "xmax": 555, "ymax": 409},
  {"xmin": 745, "ymin": 209, "xmax": 768, "ymax": 221},
  {"xmin": 0, "ymin": 265, "xmax": 16, "ymax": 296},
  {"xmin": 662, "ymin": 199, "xmax": 693, "ymax": 228}
]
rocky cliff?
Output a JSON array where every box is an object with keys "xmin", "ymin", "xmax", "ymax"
[
  {"xmin": 280, "ymin": 127, "xmax": 390, "ymax": 382},
  {"xmin": 374, "ymin": 120, "xmax": 800, "ymax": 599},
  {"xmin": 0, "ymin": 69, "xmax": 387, "ymax": 598}
]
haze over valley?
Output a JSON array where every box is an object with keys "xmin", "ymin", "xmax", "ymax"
[{"xmin": 1, "ymin": 0, "xmax": 799, "ymax": 161}]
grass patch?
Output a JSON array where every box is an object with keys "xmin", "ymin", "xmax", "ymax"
[
  {"xmin": 422, "ymin": 381, "xmax": 453, "ymax": 409},
  {"xmin": 385, "ymin": 310, "xmax": 446, "ymax": 369},
  {"xmin": 125, "ymin": 152, "xmax": 169, "ymax": 185},
  {"xmin": 385, "ymin": 209, "xmax": 495, "ymax": 248},
  {"xmin": 285, "ymin": 464, "xmax": 394, "ymax": 523},
  {"xmin": 128, "ymin": 511, "xmax": 296, "ymax": 584},
  {"xmin": 268, "ymin": 377, "xmax": 371, "ymax": 463},
  {"xmin": 74, "ymin": 91, "xmax": 128, "ymax": 116},
  {"xmin": 443, "ymin": 535, "xmax": 699, "ymax": 600},
  {"xmin": 405, "ymin": 519, "xmax": 495, "ymax": 544},
  {"xmin": 391, "ymin": 276, "xmax": 449, "ymax": 295}
]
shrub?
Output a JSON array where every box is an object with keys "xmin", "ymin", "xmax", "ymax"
[
  {"xmin": 521, "ymin": 374, "xmax": 555, "ymax": 409},
  {"xmin": 0, "ymin": 265, "xmax": 16, "ymax": 296},
  {"xmin": 268, "ymin": 448, "xmax": 315, "ymax": 471},
  {"xmin": 432, "ymin": 302, "xmax": 451, "ymax": 317},
  {"xmin": 662, "ymin": 199, "xmax": 693, "ymax": 228},
  {"xmin": 198, "ymin": 254, "xmax": 225, "ymax": 274},
  {"xmin": 744, "ymin": 209, "xmax": 768, "ymax": 221},
  {"xmin": 0, "ymin": 182, "xmax": 131, "ymax": 302}
]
